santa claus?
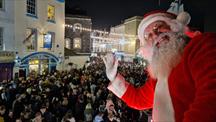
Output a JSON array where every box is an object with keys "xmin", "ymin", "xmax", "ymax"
[{"xmin": 103, "ymin": 10, "xmax": 216, "ymax": 122}]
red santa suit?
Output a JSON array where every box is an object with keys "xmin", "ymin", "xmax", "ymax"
[{"xmin": 108, "ymin": 33, "xmax": 216, "ymax": 122}]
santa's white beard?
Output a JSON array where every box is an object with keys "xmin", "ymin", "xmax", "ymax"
[{"xmin": 148, "ymin": 32, "xmax": 186, "ymax": 79}]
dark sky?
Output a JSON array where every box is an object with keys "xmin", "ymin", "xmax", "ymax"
[{"xmin": 65, "ymin": 0, "xmax": 210, "ymax": 31}]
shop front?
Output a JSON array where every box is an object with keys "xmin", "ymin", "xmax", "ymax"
[
  {"xmin": 17, "ymin": 52, "xmax": 59, "ymax": 77},
  {"xmin": 0, "ymin": 51, "xmax": 15, "ymax": 82}
]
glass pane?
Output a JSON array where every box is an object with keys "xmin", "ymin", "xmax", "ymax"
[
  {"xmin": 44, "ymin": 33, "xmax": 52, "ymax": 48},
  {"xmin": 0, "ymin": 0, "xmax": 3, "ymax": 9},
  {"xmin": 29, "ymin": 59, "xmax": 39, "ymax": 74},
  {"xmin": 25, "ymin": 28, "xmax": 36, "ymax": 50},
  {"xmin": 65, "ymin": 38, "xmax": 71, "ymax": 49},
  {"xmin": 73, "ymin": 38, "xmax": 81, "ymax": 48},
  {"xmin": 0, "ymin": 28, "xmax": 3, "ymax": 50},
  {"xmin": 47, "ymin": 5, "xmax": 55, "ymax": 21},
  {"xmin": 27, "ymin": 0, "xmax": 36, "ymax": 15}
]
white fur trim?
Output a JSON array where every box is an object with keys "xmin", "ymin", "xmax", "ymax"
[
  {"xmin": 153, "ymin": 77, "xmax": 175, "ymax": 122},
  {"xmin": 176, "ymin": 12, "xmax": 191, "ymax": 25},
  {"xmin": 138, "ymin": 15, "xmax": 173, "ymax": 44},
  {"xmin": 138, "ymin": 17, "xmax": 184, "ymax": 45},
  {"xmin": 107, "ymin": 73, "xmax": 129, "ymax": 98},
  {"xmin": 169, "ymin": 20, "xmax": 184, "ymax": 33}
]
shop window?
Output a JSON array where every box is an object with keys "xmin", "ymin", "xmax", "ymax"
[{"xmin": 29, "ymin": 59, "xmax": 39, "ymax": 74}]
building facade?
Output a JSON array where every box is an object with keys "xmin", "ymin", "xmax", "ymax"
[
  {"xmin": 65, "ymin": 15, "xmax": 92, "ymax": 54},
  {"xmin": 0, "ymin": 0, "xmax": 16, "ymax": 81},
  {"xmin": 91, "ymin": 30, "xmax": 110, "ymax": 53},
  {"xmin": 109, "ymin": 16, "xmax": 142, "ymax": 61},
  {"xmin": 0, "ymin": 0, "xmax": 65, "ymax": 80},
  {"xmin": 64, "ymin": 15, "xmax": 92, "ymax": 70}
]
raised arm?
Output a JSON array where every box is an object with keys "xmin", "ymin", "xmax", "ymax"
[{"xmin": 103, "ymin": 53, "xmax": 156, "ymax": 110}]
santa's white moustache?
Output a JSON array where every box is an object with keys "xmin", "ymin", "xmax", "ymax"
[{"xmin": 148, "ymin": 32, "xmax": 186, "ymax": 79}]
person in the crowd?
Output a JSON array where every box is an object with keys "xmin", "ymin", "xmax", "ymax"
[
  {"xmin": 84, "ymin": 103, "xmax": 93, "ymax": 122},
  {"xmin": 103, "ymin": 10, "xmax": 216, "ymax": 122},
  {"xmin": 61, "ymin": 110, "xmax": 76, "ymax": 122},
  {"xmin": 103, "ymin": 99, "xmax": 120, "ymax": 122},
  {"xmin": 32, "ymin": 112, "xmax": 42, "ymax": 122},
  {"xmin": 94, "ymin": 104, "xmax": 105, "ymax": 122},
  {"xmin": 12, "ymin": 94, "xmax": 25, "ymax": 120}
]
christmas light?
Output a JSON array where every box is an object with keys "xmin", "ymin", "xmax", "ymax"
[{"xmin": 65, "ymin": 24, "xmax": 137, "ymax": 38}]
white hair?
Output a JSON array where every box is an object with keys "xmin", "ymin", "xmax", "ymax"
[{"xmin": 148, "ymin": 32, "xmax": 186, "ymax": 79}]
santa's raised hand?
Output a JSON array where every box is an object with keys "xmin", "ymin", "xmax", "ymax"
[{"xmin": 103, "ymin": 53, "xmax": 118, "ymax": 81}]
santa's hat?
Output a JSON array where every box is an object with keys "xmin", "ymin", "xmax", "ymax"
[{"xmin": 138, "ymin": 10, "xmax": 191, "ymax": 42}]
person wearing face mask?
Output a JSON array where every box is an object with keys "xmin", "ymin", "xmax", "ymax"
[{"xmin": 103, "ymin": 10, "xmax": 216, "ymax": 122}]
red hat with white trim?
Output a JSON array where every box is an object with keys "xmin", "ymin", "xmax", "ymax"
[{"xmin": 138, "ymin": 10, "xmax": 191, "ymax": 42}]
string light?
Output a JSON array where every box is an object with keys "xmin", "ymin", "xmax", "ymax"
[
  {"xmin": 65, "ymin": 23, "xmax": 139, "ymax": 53},
  {"xmin": 90, "ymin": 36, "xmax": 120, "ymax": 41},
  {"xmin": 65, "ymin": 24, "xmax": 137, "ymax": 38}
]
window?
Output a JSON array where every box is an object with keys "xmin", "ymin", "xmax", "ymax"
[
  {"xmin": 25, "ymin": 28, "xmax": 37, "ymax": 51},
  {"xmin": 0, "ymin": 0, "xmax": 4, "ymax": 10},
  {"xmin": 73, "ymin": 38, "xmax": 81, "ymax": 49},
  {"xmin": 0, "ymin": 27, "xmax": 3, "ymax": 50},
  {"xmin": 73, "ymin": 23, "xmax": 82, "ymax": 33},
  {"xmin": 43, "ymin": 32, "xmax": 55, "ymax": 49},
  {"xmin": 47, "ymin": 5, "xmax": 55, "ymax": 22},
  {"xmin": 27, "ymin": 0, "xmax": 37, "ymax": 16},
  {"xmin": 65, "ymin": 38, "xmax": 71, "ymax": 49}
]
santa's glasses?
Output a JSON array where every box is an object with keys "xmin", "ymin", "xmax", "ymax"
[{"xmin": 143, "ymin": 21, "xmax": 171, "ymax": 42}]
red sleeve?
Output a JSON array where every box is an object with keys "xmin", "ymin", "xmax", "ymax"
[
  {"xmin": 183, "ymin": 33, "xmax": 216, "ymax": 122},
  {"xmin": 121, "ymin": 78, "xmax": 157, "ymax": 110}
]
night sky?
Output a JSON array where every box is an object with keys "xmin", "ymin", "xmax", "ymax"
[{"xmin": 65, "ymin": 0, "xmax": 212, "ymax": 31}]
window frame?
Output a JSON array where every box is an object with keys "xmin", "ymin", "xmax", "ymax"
[
  {"xmin": 73, "ymin": 37, "xmax": 81, "ymax": 49},
  {"xmin": 47, "ymin": 4, "xmax": 55, "ymax": 23},
  {"xmin": 0, "ymin": 27, "xmax": 3, "ymax": 50},
  {"xmin": 0, "ymin": 0, "xmax": 5, "ymax": 11},
  {"xmin": 25, "ymin": 28, "xmax": 37, "ymax": 51},
  {"xmin": 26, "ymin": 0, "xmax": 37, "ymax": 17},
  {"xmin": 43, "ymin": 32, "xmax": 55, "ymax": 50},
  {"xmin": 73, "ymin": 23, "xmax": 82, "ymax": 33},
  {"xmin": 65, "ymin": 38, "xmax": 71, "ymax": 49}
]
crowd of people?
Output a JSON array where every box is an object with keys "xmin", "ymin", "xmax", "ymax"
[{"xmin": 0, "ymin": 57, "xmax": 150, "ymax": 122}]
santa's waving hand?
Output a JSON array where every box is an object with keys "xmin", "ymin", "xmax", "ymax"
[{"xmin": 102, "ymin": 53, "xmax": 118, "ymax": 81}]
